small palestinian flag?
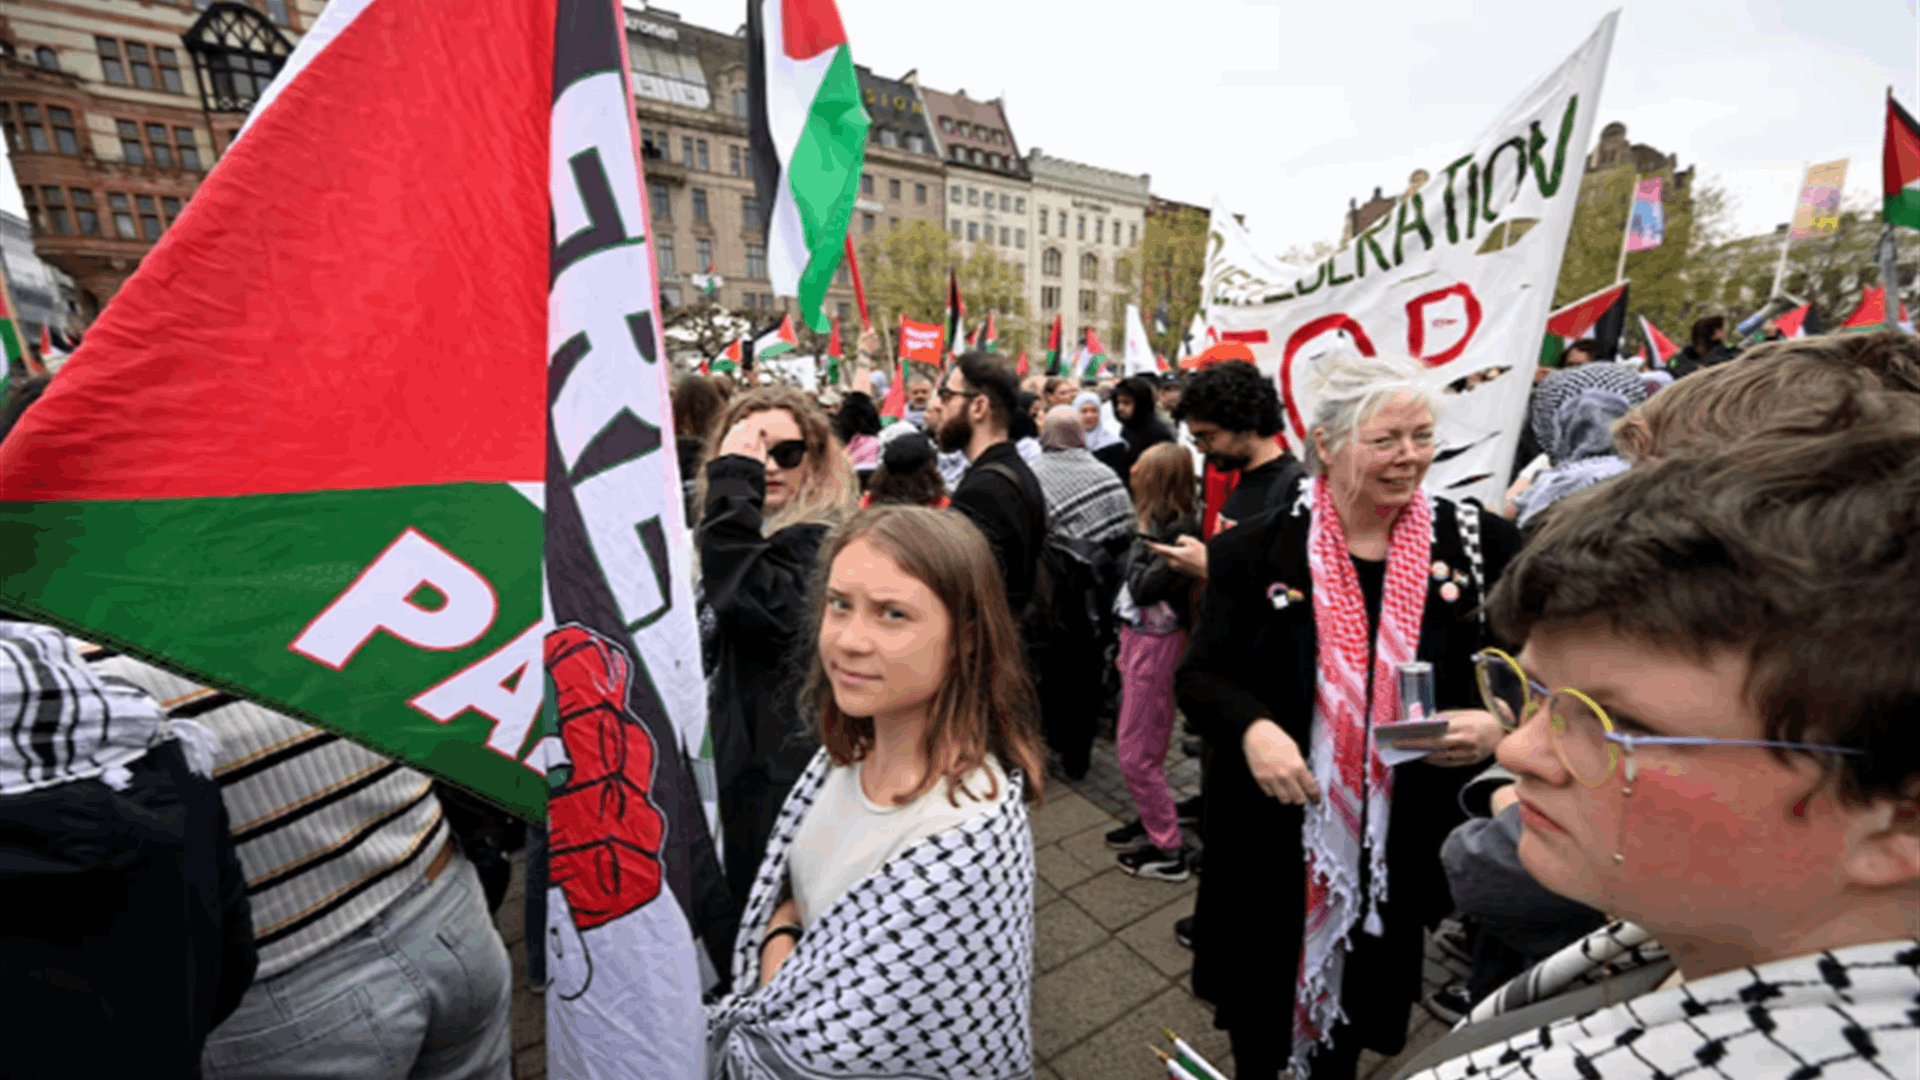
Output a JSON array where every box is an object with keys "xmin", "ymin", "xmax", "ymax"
[
  {"xmin": 1637, "ymin": 315, "xmax": 1680, "ymax": 365},
  {"xmin": 1542, "ymin": 281, "xmax": 1628, "ymax": 367},
  {"xmin": 824, "ymin": 319, "xmax": 842, "ymax": 387},
  {"xmin": 1045, "ymin": 313, "xmax": 1062, "ymax": 375},
  {"xmin": 753, "ymin": 312, "xmax": 799, "ymax": 359},
  {"xmin": 692, "ymin": 258, "xmax": 720, "ymax": 297},
  {"xmin": 1884, "ymin": 91, "xmax": 1920, "ymax": 230},
  {"xmin": 1773, "ymin": 303, "xmax": 1814, "ymax": 339},
  {"xmin": 1839, "ymin": 285, "xmax": 1910, "ymax": 331},
  {"xmin": 1016, "ymin": 349, "xmax": 1028, "ymax": 376},
  {"xmin": 975, "ymin": 312, "xmax": 997, "ymax": 353},
  {"xmin": 945, "ymin": 269, "xmax": 965, "ymax": 358},
  {"xmin": 746, "ymin": 0, "xmax": 869, "ymax": 331},
  {"xmin": 708, "ymin": 339, "xmax": 744, "ymax": 375},
  {"xmin": 1081, "ymin": 328, "xmax": 1110, "ymax": 378}
]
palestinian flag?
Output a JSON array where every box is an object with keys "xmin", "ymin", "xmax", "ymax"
[
  {"xmin": 0, "ymin": 267, "xmax": 24, "ymax": 393},
  {"xmin": 823, "ymin": 319, "xmax": 842, "ymax": 387},
  {"xmin": 746, "ymin": 0, "xmax": 869, "ymax": 332},
  {"xmin": 1773, "ymin": 303, "xmax": 1814, "ymax": 339},
  {"xmin": 38, "ymin": 324, "xmax": 69, "ymax": 366},
  {"xmin": 753, "ymin": 312, "xmax": 799, "ymax": 361},
  {"xmin": 1839, "ymin": 285, "xmax": 1910, "ymax": 331},
  {"xmin": 1081, "ymin": 327, "xmax": 1110, "ymax": 378},
  {"xmin": 946, "ymin": 268, "xmax": 965, "ymax": 358},
  {"xmin": 1, "ymin": 6, "xmax": 724, "ymax": 1079},
  {"xmin": 1044, "ymin": 313, "xmax": 1062, "ymax": 375},
  {"xmin": 1885, "ymin": 91, "xmax": 1920, "ymax": 230},
  {"xmin": 974, "ymin": 312, "xmax": 998, "ymax": 353},
  {"xmin": 707, "ymin": 339, "xmax": 743, "ymax": 375},
  {"xmin": 1637, "ymin": 315, "xmax": 1680, "ymax": 366},
  {"xmin": 693, "ymin": 257, "xmax": 720, "ymax": 297},
  {"xmin": 1542, "ymin": 281, "xmax": 1628, "ymax": 367},
  {"xmin": 1016, "ymin": 349, "xmax": 1029, "ymax": 376}
]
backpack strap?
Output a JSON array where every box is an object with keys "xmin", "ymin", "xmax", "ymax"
[{"xmin": 1454, "ymin": 496, "xmax": 1488, "ymax": 630}]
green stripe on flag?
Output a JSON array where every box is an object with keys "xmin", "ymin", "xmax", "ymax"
[
  {"xmin": 0, "ymin": 483, "xmax": 548, "ymax": 818},
  {"xmin": 787, "ymin": 44, "xmax": 866, "ymax": 333},
  {"xmin": 1886, "ymin": 188, "xmax": 1920, "ymax": 231},
  {"xmin": 1539, "ymin": 335, "xmax": 1566, "ymax": 369}
]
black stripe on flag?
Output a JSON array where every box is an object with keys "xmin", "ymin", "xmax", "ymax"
[{"xmin": 745, "ymin": 0, "xmax": 778, "ymax": 237}]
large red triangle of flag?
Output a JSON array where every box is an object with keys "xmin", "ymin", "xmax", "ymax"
[
  {"xmin": 1545, "ymin": 281, "xmax": 1628, "ymax": 338},
  {"xmin": 0, "ymin": 0, "xmax": 548, "ymax": 502}
]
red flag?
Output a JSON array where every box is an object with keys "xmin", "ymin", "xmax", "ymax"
[
  {"xmin": 1840, "ymin": 285, "xmax": 1910, "ymax": 330},
  {"xmin": 826, "ymin": 319, "xmax": 842, "ymax": 358},
  {"xmin": 1016, "ymin": 349, "xmax": 1029, "ymax": 376},
  {"xmin": 880, "ymin": 317, "xmax": 911, "ymax": 419},
  {"xmin": 898, "ymin": 316, "xmax": 945, "ymax": 366}
]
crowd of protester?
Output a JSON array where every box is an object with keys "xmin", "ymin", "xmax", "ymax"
[{"xmin": 3, "ymin": 313, "xmax": 1916, "ymax": 1079}]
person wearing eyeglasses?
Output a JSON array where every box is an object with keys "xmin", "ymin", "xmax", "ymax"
[
  {"xmin": 929, "ymin": 353, "xmax": 1047, "ymax": 619},
  {"xmin": 1392, "ymin": 417, "xmax": 1920, "ymax": 1080},
  {"xmin": 699, "ymin": 386, "xmax": 860, "ymax": 973},
  {"xmin": 1173, "ymin": 352, "xmax": 1521, "ymax": 1080}
]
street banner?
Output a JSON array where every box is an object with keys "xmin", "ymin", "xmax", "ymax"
[
  {"xmin": 1625, "ymin": 177, "xmax": 1664, "ymax": 251},
  {"xmin": 0, "ymin": 1, "xmax": 726, "ymax": 1074},
  {"xmin": 1200, "ymin": 13, "xmax": 1618, "ymax": 512},
  {"xmin": 1790, "ymin": 159, "xmax": 1849, "ymax": 240},
  {"xmin": 1124, "ymin": 303, "xmax": 1157, "ymax": 376},
  {"xmin": 745, "ymin": 0, "xmax": 868, "ymax": 331},
  {"xmin": 1884, "ymin": 92, "xmax": 1920, "ymax": 230}
]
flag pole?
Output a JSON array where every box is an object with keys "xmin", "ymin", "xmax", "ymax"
[
  {"xmin": 1614, "ymin": 172, "xmax": 1638, "ymax": 284},
  {"xmin": 1877, "ymin": 223, "xmax": 1902, "ymax": 332},
  {"xmin": 1770, "ymin": 161, "xmax": 1805, "ymax": 301},
  {"xmin": 843, "ymin": 233, "xmax": 871, "ymax": 330}
]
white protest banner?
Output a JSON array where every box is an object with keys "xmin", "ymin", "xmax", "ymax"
[{"xmin": 1202, "ymin": 12, "xmax": 1618, "ymax": 510}]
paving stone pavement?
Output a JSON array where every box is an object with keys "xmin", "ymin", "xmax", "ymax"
[
  {"xmin": 495, "ymin": 849, "xmax": 546, "ymax": 1080},
  {"xmin": 1041, "ymin": 731, "xmax": 1468, "ymax": 1080}
]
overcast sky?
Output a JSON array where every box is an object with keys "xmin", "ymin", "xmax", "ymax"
[{"xmin": 5, "ymin": 0, "xmax": 1915, "ymax": 258}]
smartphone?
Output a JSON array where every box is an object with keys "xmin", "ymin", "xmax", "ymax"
[{"xmin": 1374, "ymin": 719, "xmax": 1451, "ymax": 746}]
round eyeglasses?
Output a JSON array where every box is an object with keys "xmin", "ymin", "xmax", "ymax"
[{"xmin": 1471, "ymin": 648, "xmax": 1866, "ymax": 788}]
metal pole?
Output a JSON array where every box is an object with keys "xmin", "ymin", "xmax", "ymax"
[
  {"xmin": 1770, "ymin": 162, "xmax": 1805, "ymax": 301},
  {"xmin": 1878, "ymin": 224, "xmax": 1902, "ymax": 332}
]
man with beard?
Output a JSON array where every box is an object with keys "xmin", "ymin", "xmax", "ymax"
[{"xmin": 930, "ymin": 352, "xmax": 1047, "ymax": 616}]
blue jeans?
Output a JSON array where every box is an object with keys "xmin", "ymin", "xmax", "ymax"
[{"xmin": 201, "ymin": 849, "xmax": 513, "ymax": 1080}]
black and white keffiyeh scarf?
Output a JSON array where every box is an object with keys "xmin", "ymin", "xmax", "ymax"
[
  {"xmin": 1407, "ymin": 921, "xmax": 1920, "ymax": 1080},
  {"xmin": 705, "ymin": 749, "xmax": 1036, "ymax": 1080}
]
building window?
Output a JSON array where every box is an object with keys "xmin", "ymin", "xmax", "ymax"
[
  {"xmin": 957, "ymin": 121, "xmax": 971, "ymax": 137},
  {"xmin": 1079, "ymin": 289, "xmax": 1098, "ymax": 314},
  {"xmin": 950, "ymin": 185, "xmax": 961, "ymax": 202},
  {"xmin": 175, "ymin": 127, "xmax": 202, "ymax": 170},
  {"xmin": 109, "ymin": 192, "xmax": 137, "ymax": 239},
  {"xmin": 743, "ymin": 195, "xmax": 761, "ymax": 227},
  {"xmin": 906, "ymin": 134, "xmax": 926, "ymax": 153},
  {"xmin": 649, "ymin": 182, "xmax": 671, "ymax": 220},
  {"xmin": 640, "ymin": 128, "xmax": 663, "ymax": 159},
  {"xmin": 682, "ymin": 136, "xmax": 694, "ymax": 166},
  {"xmin": 657, "ymin": 234, "xmax": 676, "ymax": 275},
  {"xmin": 1096, "ymin": 219, "xmax": 1105, "ymax": 243},
  {"xmin": 746, "ymin": 244, "xmax": 767, "ymax": 278},
  {"xmin": 861, "ymin": 173, "xmax": 874, "ymax": 196},
  {"xmin": 97, "ymin": 38, "xmax": 126, "ymax": 84},
  {"xmin": 125, "ymin": 42, "xmax": 157, "ymax": 89},
  {"xmin": 696, "ymin": 139, "xmax": 709, "ymax": 170},
  {"xmin": 1116, "ymin": 257, "xmax": 1132, "ymax": 285},
  {"xmin": 732, "ymin": 89, "xmax": 748, "ymax": 117},
  {"xmin": 939, "ymin": 117, "xmax": 953, "ymax": 132},
  {"xmin": 1014, "ymin": 228, "xmax": 1025, "ymax": 248},
  {"xmin": 1077, "ymin": 216, "xmax": 1086, "ymax": 240},
  {"xmin": 1042, "ymin": 286, "xmax": 1060, "ymax": 310},
  {"xmin": 836, "ymin": 261, "xmax": 849, "ymax": 284},
  {"xmin": 999, "ymin": 193, "xmax": 1010, "ymax": 212},
  {"xmin": 878, "ymin": 128, "xmax": 898, "ymax": 148},
  {"xmin": 915, "ymin": 183, "xmax": 927, "ymax": 204},
  {"xmin": 155, "ymin": 48, "xmax": 184, "ymax": 93},
  {"xmin": 696, "ymin": 238, "xmax": 712, "ymax": 270},
  {"xmin": 136, "ymin": 194, "xmax": 161, "ymax": 240},
  {"xmin": 145, "ymin": 124, "xmax": 173, "ymax": 167},
  {"xmin": 967, "ymin": 187, "xmax": 978, "ymax": 206},
  {"xmin": 837, "ymin": 302, "xmax": 852, "ymax": 322},
  {"xmin": 38, "ymin": 186, "xmax": 70, "ymax": 234},
  {"xmin": 1130, "ymin": 222, "xmax": 1139, "ymax": 246},
  {"xmin": 265, "ymin": 0, "xmax": 291, "ymax": 25},
  {"xmin": 1042, "ymin": 248, "xmax": 1061, "ymax": 276},
  {"xmin": 117, "ymin": 120, "xmax": 147, "ymax": 165},
  {"xmin": 999, "ymin": 226, "xmax": 1009, "ymax": 245},
  {"xmin": 1038, "ymin": 212, "xmax": 1047, "ymax": 237},
  {"xmin": 70, "ymin": 189, "xmax": 99, "ymax": 235},
  {"xmin": 888, "ymin": 178, "xmax": 901, "ymax": 200},
  {"xmin": 35, "ymin": 47, "xmax": 59, "ymax": 72},
  {"xmin": 1016, "ymin": 197, "xmax": 1026, "ymax": 214},
  {"xmin": 661, "ymin": 285, "xmax": 683, "ymax": 307},
  {"xmin": 729, "ymin": 145, "xmax": 741, "ymax": 175},
  {"xmin": 161, "ymin": 195, "xmax": 182, "ymax": 226},
  {"xmin": 46, "ymin": 107, "xmax": 78, "ymax": 155},
  {"xmin": 970, "ymin": 149, "xmax": 982, "ymax": 165},
  {"xmin": 950, "ymin": 219, "xmax": 961, "ymax": 236},
  {"xmin": 967, "ymin": 221, "xmax": 978, "ymax": 241},
  {"xmin": 889, "ymin": 216, "xmax": 898, "ymax": 230},
  {"xmin": 1081, "ymin": 253, "xmax": 1099, "ymax": 279},
  {"xmin": 692, "ymin": 187, "xmax": 709, "ymax": 222},
  {"xmin": 862, "ymin": 213, "xmax": 875, "ymax": 234},
  {"xmin": 1058, "ymin": 210, "xmax": 1066, "ymax": 234}
]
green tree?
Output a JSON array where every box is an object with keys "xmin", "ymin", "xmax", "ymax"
[
  {"xmin": 1138, "ymin": 204, "xmax": 1209, "ymax": 359},
  {"xmin": 857, "ymin": 220, "xmax": 1029, "ymax": 355}
]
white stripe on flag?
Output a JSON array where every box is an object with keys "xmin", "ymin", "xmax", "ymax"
[
  {"xmin": 236, "ymin": 0, "xmax": 381, "ymax": 146},
  {"xmin": 759, "ymin": 0, "xmax": 838, "ymax": 298}
]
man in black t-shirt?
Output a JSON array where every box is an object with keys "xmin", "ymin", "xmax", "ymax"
[
  {"xmin": 931, "ymin": 352, "xmax": 1046, "ymax": 616},
  {"xmin": 1151, "ymin": 360, "xmax": 1305, "ymax": 577}
]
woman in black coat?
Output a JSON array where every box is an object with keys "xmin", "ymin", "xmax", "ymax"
[
  {"xmin": 1175, "ymin": 355, "xmax": 1521, "ymax": 1080},
  {"xmin": 1104, "ymin": 375, "xmax": 1174, "ymax": 487},
  {"xmin": 698, "ymin": 386, "xmax": 858, "ymax": 941}
]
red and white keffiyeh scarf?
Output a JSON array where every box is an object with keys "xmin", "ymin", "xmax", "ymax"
[{"xmin": 1292, "ymin": 475, "xmax": 1433, "ymax": 1079}]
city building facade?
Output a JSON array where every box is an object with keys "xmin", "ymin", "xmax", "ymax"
[
  {"xmin": 2, "ymin": 0, "xmax": 313, "ymax": 319},
  {"xmin": 920, "ymin": 85, "xmax": 1033, "ymax": 344},
  {"xmin": 1027, "ymin": 150, "xmax": 1148, "ymax": 354},
  {"xmin": 2, "ymin": 206, "xmax": 77, "ymax": 342}
]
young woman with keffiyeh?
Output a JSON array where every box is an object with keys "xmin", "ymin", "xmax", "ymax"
[{"xmin": 1175, "ymin": 353, "xmax": 1521, "ymax": 1080}]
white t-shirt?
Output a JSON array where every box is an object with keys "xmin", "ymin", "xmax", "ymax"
[{"xmin": 789, "ymin": 755, "xmax": 1011, "ymax": 927}]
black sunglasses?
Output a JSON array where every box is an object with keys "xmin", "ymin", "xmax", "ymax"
[{"xmin": 767, "ymin": 439, "xmax": 809, "ymax": 469}]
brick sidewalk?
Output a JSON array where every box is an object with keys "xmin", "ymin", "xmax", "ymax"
[{"xmin": 494, "ymin": 850, "xmax": 545, "ymax": 1080}]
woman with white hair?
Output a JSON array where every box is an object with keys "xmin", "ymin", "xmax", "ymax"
[{"xmin": 1174, "ymin": 353, "xmax": 1524, "ymax": 1080}]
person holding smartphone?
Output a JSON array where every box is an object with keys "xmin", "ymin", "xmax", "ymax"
[{"xmin": 699, "ymin": 386, "xmax": 860, "ymax": 970}]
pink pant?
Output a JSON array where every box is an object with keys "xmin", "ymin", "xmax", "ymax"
[{"xmin": 1116, "ymin": 624, "xmax": 1187, "ymax": 851}]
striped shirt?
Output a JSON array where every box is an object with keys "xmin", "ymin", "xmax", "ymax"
[
  {"xmin": 105, "ymin": 662, "xmax": 448, "ymax": 978},
  {"xmin": 0, "ymin": 621, "xmax": 167, "ymax": 795}
]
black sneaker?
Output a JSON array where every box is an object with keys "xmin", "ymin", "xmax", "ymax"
[
  {"xmin": 1433, "ymin": 922, "xmax": 1475, "ymax": 964},
  {"xmin": 1175, "ymin": 795, "xmax": 1203, "ymax": 825},
  {"xmin": 1174, "ymin": 915, "xmax": 1195, "ymax": 950},
  {"xmin": 1422, "ymin": 983, "xmax": 1476, "ymax": 1026},
  {"xmin": 1105, "ymin": 818, "xmax": 1150, "ymax": 850},
  {"xmin": 1188, "ymin": 848, "xmax": 1202, "ymax": 874},
  {"xmin": 1117, "ymin": 845, "xmax": 1190, "ymax": 882}
]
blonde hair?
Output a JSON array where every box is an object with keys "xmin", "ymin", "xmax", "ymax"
[
  {"xmin": 698, "ymin": 386, "xmax": 857, "ymax": 536},
  {"xmin": 1304, "ymin": 352, "xmax": 1437, "ymax": 476}
]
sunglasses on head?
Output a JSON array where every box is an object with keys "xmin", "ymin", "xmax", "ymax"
[{"xmin": 767, "ymin": 439, "xmax": 808, "ymax": 469}]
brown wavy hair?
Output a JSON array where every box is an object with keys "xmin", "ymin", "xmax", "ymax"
[
  {"xmin": 1131, "ymin": 442, "xmax": 1197, "ymax": 530},
  {"xmin": 799, "ymin": 505, "xmax": 1045, "ymax": 807},
  {"xmin": 697, "ymin": 385, "xmax": 858, "ymax": 536}
]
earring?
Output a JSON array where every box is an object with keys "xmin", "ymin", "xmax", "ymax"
[{"xmin": 1611, "ymin": 780, "xmax": 1635, "ymax": 865}]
